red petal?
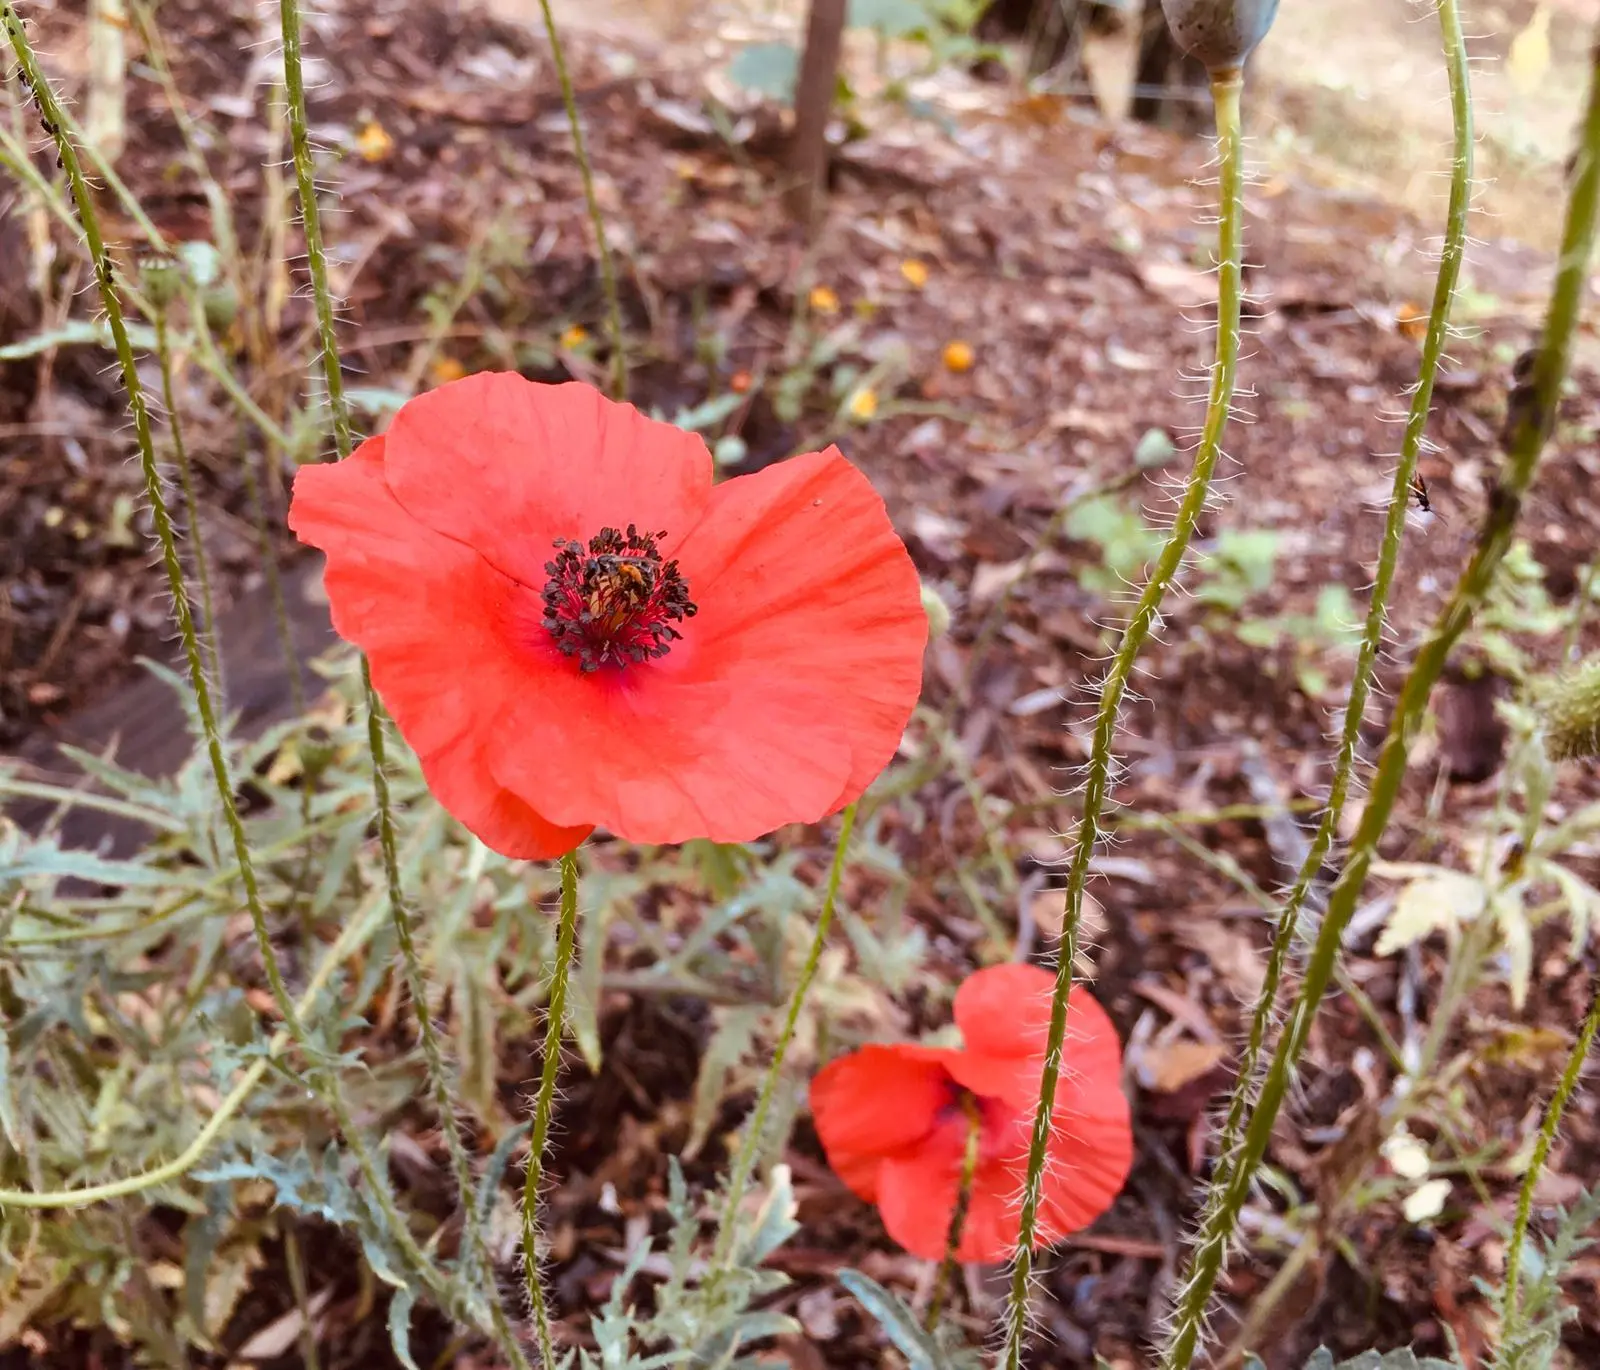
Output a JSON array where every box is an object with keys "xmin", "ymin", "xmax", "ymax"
[
  {"xmin": 417, "ymin": 731, "xmax": 593, "ymax": 860},
  {"xmin": 488, "ymin": 447, "xmax": 925, "ymax": 844},
  {"xmin": 670, "ymin": 447, "xmax": 925, "ymax": 809},
  {"xmin": 382, "ymin": 374, "xmax": 714, "ymax": 589},
  {"xmin": 879, "ymin": 1090, "xmax": 1132, "ymax": 1264},
  {"xmin": 948, "ymin": 967, "xmax": 1124, "ymax": 1113},
  {"xmin": 288, "ymin": 438, "xmax": 590, "ymax": 858},
  {"xmin": 872, "ymin": 1116, "xmax": 970, "ymax": 1261},
  {"xmin": 809, "ymin": 1045, "xmax": 954, "ymax": 1203},
  {"xmin": 954, "ymin": 1158, "xmax": 1028, "ymax": 1263},
  {"xmin": 1033, "ymin": 1089, "xmax": 1134, "ymax": 1242},
  {"xmin": 953, "ymin": 962, "xmax": 1056, "ymax": 1055}
]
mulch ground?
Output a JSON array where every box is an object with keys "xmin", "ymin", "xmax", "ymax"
[{"xmin": 4, "ymin": 0, "xmax": 1600, "ymax": 1366}]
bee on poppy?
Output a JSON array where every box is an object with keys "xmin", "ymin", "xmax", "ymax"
[{"xmin": 1410, "ymin": 469, "xmax": 1432, "ymax": 514}]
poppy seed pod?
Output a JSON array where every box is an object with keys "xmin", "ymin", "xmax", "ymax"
[
  {"xmin": 1159, "ymin": 0, "xmax": 1279, "ymax": 71},
  {"xmin": 1538, "ymin": 655, "xmax": 1600, "ymax": 761},
  {"xmin": 139, "ymin": 255, "xmax": 182, "ymax": 310}
]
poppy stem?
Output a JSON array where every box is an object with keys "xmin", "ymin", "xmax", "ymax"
[
  {"xmin": 152, "ymin": 308, "xmax": 225, "ymax": 702},
  {"xmin": 712, "ymin": 803, "xmax": 858, "ymax": 1272},
  {"xmin": 1161, "ymin": 31, "xmax": 1600, "ymax": 1370},
  {"xmin": 275, "ymin": 3, "xmax": 535, "ymax": 1363},
  {"xmin": 1502, "ymin": 972, "xmax": 1600, "ymax": 1340},
  {"xmin": 522, "ymin": 851, "xmax": 582, "ymax": 1365},
  {"xmin": 1162, "ymin": 1, "xmax": 1476, "ymax": 1362},
  {"xmin": 998, "ymin": 64, "xmax": 1248, "ymax": 1370},
  {"xmin": 926, "ymin": 1097, "xmax": 983, "ymax": 1333},
  {"xmin": 535, "ymin": 0, "xmax": 629, "ymax": 400}
]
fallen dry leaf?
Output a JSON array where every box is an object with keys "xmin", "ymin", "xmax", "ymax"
[
  {"xmin": 1138, "ymin": 258, "xmax": 1217, "ymax": 309},
  {"xmin": 1176, "ymin": 919, "xmax": 1265, "ymax": 1001},
  {"xmin": 1135, "ymin": 1039, "xmax": 1229, "ymax": 1094}
]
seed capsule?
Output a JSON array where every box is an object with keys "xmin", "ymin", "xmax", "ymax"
[{"xmin": 1159, "ymin": 0, "xmax": 1279, "ymax": 70}]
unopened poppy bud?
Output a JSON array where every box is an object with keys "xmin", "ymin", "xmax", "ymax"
[
  {"xmin": 140, "ymin": 254, "xmax": 182, "ymax": 310},
  {"xmin": 1538, "ymin": 654, "xmax": 1600, "ymax": 761},
  {"xmin": 201, "ymin": 279, "xmax": 240, "ymax": 333},
  {"xmin": 1159, "ymin": 0, "xmax": 1279, "ymax": 71},
  {"xmin": 920, "ymin": 581, "xmax": 951, "ymax": 640}
]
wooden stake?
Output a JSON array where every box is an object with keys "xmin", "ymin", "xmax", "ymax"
[{"xmin": 786, "ymin": 0, "xmax": 847, "ymax": 227}]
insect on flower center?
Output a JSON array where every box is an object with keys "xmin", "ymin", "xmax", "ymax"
[{"xmin": 541, "ymin": 524, "xmax": 697, "ymax": 673}]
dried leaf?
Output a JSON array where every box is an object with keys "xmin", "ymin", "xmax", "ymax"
[
  {"xmin": 1373, "ymin": 869, "xmax": 1485, "ymax": 957},
  {"xmin": 1135, "ymin": 1039, "xmax": 1228, "ymax": 1094},
  {"xmin": 1402, "ymin": 1178, "xmax": 1452, "ymax": 1224}
]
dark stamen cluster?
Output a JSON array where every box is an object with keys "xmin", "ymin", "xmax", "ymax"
[{"xmin": 541, "ymin": 524, "xmax": 697, "ymax": 672}]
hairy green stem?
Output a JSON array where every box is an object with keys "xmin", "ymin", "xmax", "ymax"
[
  {"xmin": 998, "ymin": 68, "xmax": 1247, "ymax": 1369},
  {"xmin": 522, "ymin": 852, "xmax": 581, "ymax": 1366},
  {"xmin": 4, "ymin": 0, "xmax": 302, "ymax": 1047},
  {"xmin": 238, "ymin": 435, "xmax": 306, "ymax": 719},
  {"xmin": 1162, "ymin": 6, "xmax": 1476, "ymax": 1357},
  {"xmin": 713, "ymin": 803, "xmax": 858, "ymax": 1270},
  {"xmin": 535, "ymin": 0, "xmax": 627, "ymax": 398},
  {"xmin": 277, "ymin": 0, "xmax": 353, "ymax": 460},
  {"xmin": 1160, "ymin": 36, "xmax": 1600, "ymax": 1369},
  {"xmin": 153, "ymin": 312, "xmax": 223, "ymax": 697},
  {"xmin": 1501, "ymin": 973, "xmax": 1600, "ymax": 1335},
  {"xmin": 276, "ymin": 5, "xmax": 532, "ymax": 1361}
]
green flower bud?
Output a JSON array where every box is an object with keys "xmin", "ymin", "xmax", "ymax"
[
  {"xmin": 1159, "ymin": 0, "xmax": 1279, "ymax": 71},
  {"xmin": 921, "ymin": 581, "xmax": 951, "ymax": 640},
  {"xmin": 1537, "ymin": 654, "xmax": 1600, "ymax": 761},
  {"xmin": 201, "ymin": 279, "xmax": 241, "ymax": 333},
  {"xmin": 139, "ymin": 254, "xmax": 182, "ymax": 310}
]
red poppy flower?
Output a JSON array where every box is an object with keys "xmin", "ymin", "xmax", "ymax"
[
  {"xmin": 287, "ymin": 374, "xmax": 925, "ymax": 860},
  {"xmin": 809, "ymin": 962, "xmax": 1132, "ymax": 1263}
]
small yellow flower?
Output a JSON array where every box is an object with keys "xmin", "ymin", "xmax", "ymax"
[
  {"xmin": 560, "ymin": 324, "xmax": 590, "ymax": 350},
  {"xmin": 354, "ymin": 120, "xmax": 394, "ymax": 163},
  {"xmin": 847, "ymin": 387, "xmax": 878, "ymax": 422},
  {"xmin": 430, "ymin": 356, "xmax": 466, "ymax": 386},
  {"xmin": 808, "ymin": 285, "xmax": 840, "ymax": 315},
  {"xmin": 899, "ymin": 259, "xmax": 929, "ymax": 289},
  {"xmin": 942, "ymin": 340, "xmax": 975, "ymax": 373}
]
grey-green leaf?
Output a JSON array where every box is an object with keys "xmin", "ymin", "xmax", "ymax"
[
  {"xmin": 838, "ymin": 1269, "xmax": 950, "ymax": 1370},
  {"xmin": 387, "ymin": 1286, "xmax": 421, "ymax": 1370},
  {"xmin": 728, "ymin": 42, "xmax": 800, "ymax": 102}
]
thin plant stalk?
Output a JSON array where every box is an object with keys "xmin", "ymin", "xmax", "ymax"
[
  {"xmin": 535, "ymin": 0, "xmax": 627, "ymax": 398},
  {"xmin": 3, "ymin": 0, "xmax": 302, "ymax": 1057},
  {"xmin": 521, "ymin": 852, "xmax": 582, "ymax": 1367},
  {"xmin": 926, "ymin": 1098, "xmax": 983, "ymax": 1333},
  {"xmin": 153, "ymin": 310, "xmax": 224, "ymax": 698},
  {"xmin": 1501, "ymin": 973, "xmax": 1600, "ymax": 1336},
  {"xmin": 1163, "ymin": 3, "xmax": 1475, "ymax": 1354},
  {"xmin": 275, "ymin": 4, "xmax": 533, "ymax": 1362},
  {"xmin": 1159, "ymin": 36, "xmax": 1600, "ymax": 1368},
  {"xmin": 998, "ymin": 66, "xmax": 1247, "ymax": 1369},
  {"xmin": 237, "ymin": 433, "xmax": 306, "ymax": 719},
  {"xmin": 712, "ymin": 803, "xmax": 859, "ymax": 1270}
]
